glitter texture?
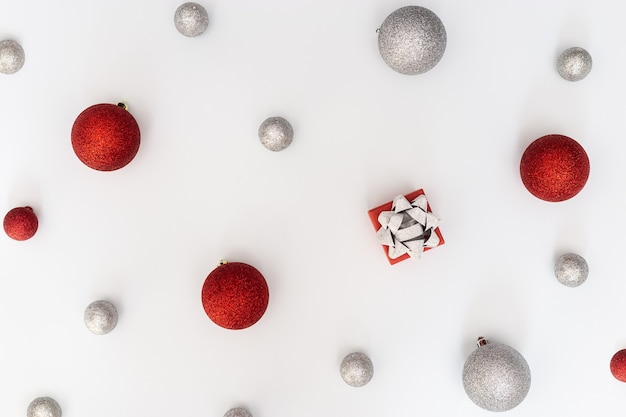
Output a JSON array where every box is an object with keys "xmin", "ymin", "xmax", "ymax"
[
  {"xmin": 520, "ymin": 134, "xmax": 590, "ymax": 202},
  {"xmin": 174, "ymin": 2, "xmax": 209, "ymax": 37},
  {"xmin": 71, "ymin": 103, "xmax": 141, "ymax": 171},
  {"xmin": 3, "ymin": 206, "xmax": 38, "ymax": 241},
  {"xmin": 463, "ymin": 339, "xmax": 531, "ymax": 412},
  {"xmin": 557, "ymin": 47, "xmax": 592, "ymax": 82},
  {"xmin": 0, "ymin": 39, "xmax": 25, "ymax": 74},
  {"xmin": 377, "ymin": 6, "xmax": 446, "ymax": 75},
  {"xmin": 258, "ymin": 117, "xmax": 293, "ymax": 151},
  {"xmin": 554, "ymin": 253, "xmax": 589, "ymax": 287},
  {"xmin": 27, "ymin": 397, "xmax": 62, "ymax": 417},
  {"xmin": 340, "ymin": 352, "xmax": 374, "ymax": 387},
  {"xmin": 610, "ymin": 349, "xmax": 626, "ymax": 382},
  {"xmin": 224, "ymin": 407, "xmax": 253, "ymax": 417},
  {"xmin": 201, "ymin": 262, "xmax": 269, "ymax": 330},
  {"xmin": 84, "ymin": 300, "xmax": 119, "ymax": 335}
]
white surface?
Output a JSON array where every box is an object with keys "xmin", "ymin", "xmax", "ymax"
[{"xmin": 0, "ymin": 0, "xmax": 624, "ymax": 416}]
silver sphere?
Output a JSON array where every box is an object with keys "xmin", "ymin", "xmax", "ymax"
[
  {"xmin": 340, "ymin": 352, "xmax": 374, "ymax": 387},
  {"xmin": 0, "ymin": 39, "xmax": 25, "ymax": 74},
  {"xmin": 557, "ymin": 47, "xmax": 592, "ymax": 82},
  {"xmin": 462, "ymin": 338, "xmax": 531, "ymax": 412},
  {"xmin": 258, "ymin": 116, "xmax": 293, "ymax": 151},
  {"xmin": 223, "ymin": 407, "xmax": 252, "ymax": 417},
  {"xmin": 554, "ymin": 253, "xmax": 589, "ymax": 287},
  {"xmin": 377, "ymin": 6, "xmax": 447, "ymax": 75},
  {"xmin": 174, "ymin": 2, "xmax": 209, "ymax": 37},
  {"xmin": 84, "ymin": 300, "xmax": 118, "ymax": 335},
  {"xmin": 27, "ymin": 397, "xmax": 62, "ymax": 417}
]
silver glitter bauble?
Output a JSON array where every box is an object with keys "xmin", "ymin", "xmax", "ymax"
[
  {"xmin": 462, "ymin": 337, "xmax": 531, "ymax": 412},
  {"xmin": 223, "ymin": 407, "xmax": 252, "ymax": 417},
  {"xmin": 174, "ymin": 2, "xmax": 209, "ymax": 37},
  {"xmin": 557, "ymin": 47, "xmax": 592, "ymax": 82},
  {"xmin": 377, "ymin": 6, "xmax": 447, "ymax": 75},
  {"xmin": 554, "ymin": 253, "xmax": 589, "ymax": 287},
  {"xmin": 84, "ymin": 300, "xmax": 118, "ymax": 335},
  {"xmin": 340, "ymin": 352, "xmax": 374, "ymax": 387},
  {"xmin": 27, "ymin": 397, "xmax": 62, "ymax": 417},
  {"xmin": 258, "ymin": 117, "xmax": 293, "ymax": 152},
  {"xmin": 0, "ymin": 39, "xmax": 25, "ymax": 74}
]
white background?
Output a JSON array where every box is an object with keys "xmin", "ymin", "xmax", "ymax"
[{"xmin": 0, "ymin": 0, "xmax": 624, "ymax": 416}]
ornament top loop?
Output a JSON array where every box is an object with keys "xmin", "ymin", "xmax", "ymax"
[
  {"xmin": 476, "ymin": 337, "xmax": 489, "ymax": 347},
  {"xmin": 218, "ymin": 259, "xmax": 228, "ymax": 266},
  {"xmin": 116, "ymin": 102, "xmax": 128, "ymax": 110}
]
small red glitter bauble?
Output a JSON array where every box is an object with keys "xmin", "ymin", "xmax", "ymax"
[
  {"xmin": 71, "ymin": 103, "xmax": 140, "ymax": 171},
  {"xmin": 3, "ymin": 206, "xmax": 38, "ymax": 241},
  {"xmin": 201, "ymin": 262, "xmax": 269, "ymax": 330},
  {"xmin": 520, "ymin": 134, "xmax": 590, "ymax": 202},
  {"xmin": 610, "ymin": 349, "xmax": 626, "ymax": 382}
]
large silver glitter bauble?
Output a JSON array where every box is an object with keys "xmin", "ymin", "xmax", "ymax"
[
  {"xmin": 462, "ymin": 338, "xmax": 531, "ymax": 412},
  {"xmin": 557, "ymin": 47, "xmax": 592, "ymax": 82},
  {"xmin": 340, "ymin": 352, "xmax": 374, "ymax": 387},
  {"xmin": 27, "ymin": 397, "xmax": 62, "ymax": 417},
  {"xmin": 84, "ymin": 300, "xmax": 118, "ymax": 335},
  {"xmin": 223, "ymin": 407, "xmax": 252, "ymax": 417},
  {"xmin": 554, "ymin": 253, "xmax": 589, "ymax": 287},
  {"xmin": 0, "ymin": 39, "xmax": 25, "ymax": 74},
  {"xmin": 258, "ymin": 116, "xmax": 293, "ymax": 151},
  {"xmin": 377, "ymin": 6, "xmax": 447, "ymax": 75},
  {"xmin": 174, "ymin": 2, "xmax": 209, "ymax": 37}
]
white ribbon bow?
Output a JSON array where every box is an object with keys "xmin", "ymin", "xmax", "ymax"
[{"xmin": 376, "ymin": 195, "xmax": 441, "ymax": 259}]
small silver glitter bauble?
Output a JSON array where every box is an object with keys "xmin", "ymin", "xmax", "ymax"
[
  {"xmin": 174, "ymin": 2, "xmax": 209, "ymax": 37},
  {"xmin": 340, "ymin": 352, "xmax": 374, "ymax": 387},
  {"xmin": 258, "ymin": 117, "xmax": 293, "ymax": 152},
  {"xmin": 554, "ymin": 253, "xmax": 589, "ymax": 287},
  {"xmin": 0, "ymin": 39, "xmax": 25, "ymax": 74},
  {"xmin": 27, "ymin": 397, "xmax": 62, "ymax": 417},
  {"xmin": 377, "ymin": 6, "xmax": 447, "ymax": 75},
  {"xmin": 462, "ymin": 338, "xmax": 531, "ymax": 412},
  {"xmin": 557, "ymin": 47, "xmax": 592, "ymax": 82},
  {"xmin": 84, "ymin": 300, "xmax": 118, "ymax": 335},
  {"xmin": 223, "ymin": 407, "xmax": 252, "ymax": 417}
]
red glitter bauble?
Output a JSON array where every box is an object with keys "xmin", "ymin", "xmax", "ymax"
[
  {"xmin": 71, "ymin": 103, "xmax": 140, "ymax": 171},
  {"xmin": 520, "ymin": 134, "xmax": 590, "ymax": 202},
  {"xmin": 201, "ymin": 262, "xmax": 269, "ymax": 330},
  {"xmin": 610, "ymin": 349, "xmax": 626, "ymax": 382},
  {"xmin": 3, "ymin": 206, "xmax": 38, "ymax": 241}
]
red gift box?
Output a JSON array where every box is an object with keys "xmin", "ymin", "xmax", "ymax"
[{"xmin": 368, "ymin": 189, "xmax": 444, "ymax": 265}]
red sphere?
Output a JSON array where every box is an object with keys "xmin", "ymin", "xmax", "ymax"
[
  {"xmin": 611, "ymin": 349, "xmax": 626, "ymax": 382},
  {"xmin": 71, "ymin": 103, "xmax": 140, "ymax": 171},
  {"xmin": 520, "ymin": 134, "xmax": 590, "ymax": 202},
  {"xmin": 3, "ymin": 206, "xmax": 38, "ymax": 241},
  {"xmin": 201, "ymin": 262, "xmax": 269, "ymax": 330}
]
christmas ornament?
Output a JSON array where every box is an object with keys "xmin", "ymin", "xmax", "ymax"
[
  {"xmin": 554, "ymin": 253, "xmax": 589, "ymax": 287},
  {"xmin": 0, "ymin": 39, "xmax": 25, "ymax": 74},
  {"xmin": 201, "ymin": 261, "xmax": 269, "ymax": 330},
  {"xmin": 610, "ymin": 349, "xmax": 626, "ymax": 382},
  {"xmin": 377, "ymin": 6, "xmax": 446, "ymax": 75},
  {"xmin": 520, "ymin": 134, "xmax": 590, "ymax": 202},
  {"xmin": 3, "ymin": 206, "xmax": 38, "ymax": 241},
  {"xmin": 71, "ymin": 103, "xmax": 141, "ymax": 171},
  {"xmin": 174, "ymin": 2, "xmax": 209, "ymax": 37},
  {"xmin": 27, "ymin": 397, "xmax": 62, "ymax": 417},
  {"xmin": 84, "ymin": 300, "xmax": 118, "ymax": 335},
  {"xmin": 463, "ymin": 337, "xmax": 531, "ymax": 412},
  {"xmin": 224, "ymin": 407, "xmax": 252, "ymax": 417},
  {"xmin": 258, "ymin": 117, "xmax": 293, "ymax": 151},
  {"xmin": 557, "ymin": 47, "xmax": 592, "ymax": 82},
  {"xmin": 340, "ymin": 352, "xmax": 374, "ymax": 387}
]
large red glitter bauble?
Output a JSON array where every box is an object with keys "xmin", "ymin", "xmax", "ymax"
[
  {"xmin": 71, "ymin": 103, "xmax": 140, "ymax": 171},
  {"xmin": 520, "ymin": 134, "xmax": 590, "ymax": 202},
  {"xmin": 610, "ymin": 349, "xmax": 626, "ymax": 382},
  {"xmin": 201, "ymin": 262, "xmax": 269, "ymax": 330},
  {"xmin": 3, "ymin": 206, "xmax": 38, "ymax": 241}
]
